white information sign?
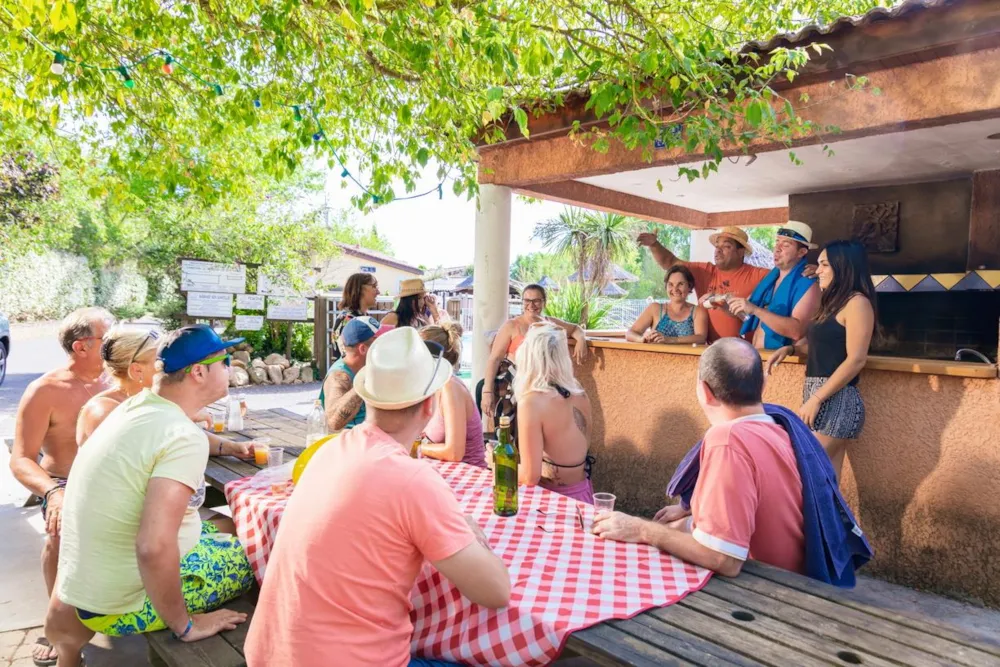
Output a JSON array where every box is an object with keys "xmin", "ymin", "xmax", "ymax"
[
  {"xmin": 267, "ymin": 297, "xmax": 309, "ymax": 321},
  {"xmin": 180, "ymin": 260, "xmax": 246, "ymax": 294},
  {"xmin": 186, "ymin": 292, "xmax": 234, "ymax": 318},
  {"xmin": 236, "ymin": 294, "xmax": 266, "ymax": 310},
  {"xmin": 257, "ymin": 273, "xmax": 300, "ymax": 296},
  {"xmin": 235, "ymin": 315, "xmax": 265, "ymax": 331}
]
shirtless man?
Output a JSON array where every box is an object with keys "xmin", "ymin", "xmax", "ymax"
[{"xmin": 10, "ymin": 307, "xmax": 114, "ymax": 665}]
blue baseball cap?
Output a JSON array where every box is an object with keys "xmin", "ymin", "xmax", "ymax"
[
  {"xmin": 158, "ymin": 324, "xmax": 245, "ymax": 373},
  {"xmin": 341, "ymin": 316, "xmax": 380, "ymax": 347}
]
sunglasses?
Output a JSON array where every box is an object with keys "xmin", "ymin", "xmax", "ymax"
[
  {"xmin": 184, "ymin": 353, "xmax": 231, "ymax": 374},
  {"xmin": 523, "ymin": 298, "xmax": 544, "ymax": 306},
  {"xmin": 129, "ymin": 330, "xmax": 161, "ymax": 365},
  {"xmin": 422, "ymin": 341, "xmax": 445, "ymax": 395}
]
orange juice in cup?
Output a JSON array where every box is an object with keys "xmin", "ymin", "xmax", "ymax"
[{"xmin": 252, "ymin": 438, "xmax": 272, "ymax": 466}]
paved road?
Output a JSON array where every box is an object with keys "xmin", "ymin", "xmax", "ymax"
[{"xmin": 0, "ymin": 321, "xmax": 321, "ymax": 506}]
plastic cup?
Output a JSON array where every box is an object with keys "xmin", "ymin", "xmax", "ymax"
[
  {"xmin": 268, "ymin": 446, "xmax": 287, "ymax": 494},
  {"xmin": 252, "ymin": 438, "xmax": 272, "ymax": 466},
  {"xmin": 594, "ymin": 492, "xmax": 616, "ymax": 517}
]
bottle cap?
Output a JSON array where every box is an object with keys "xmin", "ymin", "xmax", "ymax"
[{"xmin": 499, "ymin": 415, "xmax": 511, "ymax": 426}]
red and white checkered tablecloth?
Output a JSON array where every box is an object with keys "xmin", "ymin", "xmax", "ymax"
[{"xmin": 226, "ymin": 461, "xmax": 712, "ymax": 666}]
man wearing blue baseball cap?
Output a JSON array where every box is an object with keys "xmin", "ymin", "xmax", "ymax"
[
  {"xmin": 44, "ymin": 325, "xmax": 254, "ymax": 667},
  {"xmin": 321, "ymin": 316, "xmax": 381, "ymax": 431}
]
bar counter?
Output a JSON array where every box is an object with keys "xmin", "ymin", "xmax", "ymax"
[{"xmin": 576, "ymin": 337, "xmax": 1000, "ymax": 606}]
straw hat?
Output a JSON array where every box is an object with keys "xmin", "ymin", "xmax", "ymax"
[
  {"xmin": 353, "ymin": 327, "xmax": 451, "ymax": 410},
  {"xmin": 707, "ymin": 226, "xmax": 750, "ymax": 250},
  {"xmin": 776, "ymin": 221, "xmax": 818, "ymax": 249},
  {"xmin": 398, "ymin": 278, "xmax": 426, "ymax": 299}
]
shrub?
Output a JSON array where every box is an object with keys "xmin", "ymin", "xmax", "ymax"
[
  {"xmin": 0, "ymin": 251, "xmax": 94, "ymax": 321},
  {"xmin": 96, "ymin": 261, "xmax": 149, "ymax": 320},
  {"xmin": 543, "ymin": 282, "xmax": 612, "ymax": 329}
]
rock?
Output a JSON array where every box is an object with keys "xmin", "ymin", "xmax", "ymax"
[
  {"xmin": 291, "ymin": 379, "xmax": 302, "ymax": 385},
  {"xmin": 249, "ymin": 367, "xmax": 267, "ymax": 385},
  {"xmin": 299, "ymin": 365, "xmax": 314, "ymax": 383},
  {"xmin": 234, "ymin": 342, "xmax": 252, "ymax": 352},
  {"xmin": 282, "ymin": 366, "xmax": 300, "ymax": 384},
  {"xmin": 232, "ymin": 350, "xmax": 251, "ymax": 366},
  {"xmin": 264, "ymin": 353, "xmax": 290, "ymax": 369},
  {"xmin": 231, "ymin": 358, "xmax": 248, "ymax": 370},
  {"xmin": 266, "ymin": 365, "xmax": 284, "ymax": 385},
  {"xmin": 251, "ymin": 358, "xmax": 266, "ymax": 369},
  {"xmin": 229, "ymin": 366, "xmax": 250, "ymax": 387}
]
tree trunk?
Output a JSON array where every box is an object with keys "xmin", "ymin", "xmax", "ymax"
[
  {"xmin": 285, "ymin": 322, "xmax": 294, "ymax": 360},
  {"xmin": 577, "ymin": 248, "xmax": 589, "ymax": 327}
]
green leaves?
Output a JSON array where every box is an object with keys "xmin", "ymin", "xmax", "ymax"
[
  {"xmin": 513, "ymin": 107, "xmax": 529, "ymax": 138},
  {"xmin": 0, "ymin": 0, "xmax": 880, "ymax": 206}
]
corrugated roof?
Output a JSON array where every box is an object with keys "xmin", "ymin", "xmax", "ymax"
[{"xmin": 743, "ymin": 0, "xmax": 950, "ymax": 53}]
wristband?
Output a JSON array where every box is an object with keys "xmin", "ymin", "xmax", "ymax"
[
  {"xmin": 43, "ymin": 485, "xmax": 64, "ymax": 501},
  {"xmin": 172, "ymin": 618, "xmax": 194, "ymax": 640}
]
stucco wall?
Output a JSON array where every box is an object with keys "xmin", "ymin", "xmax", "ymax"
[
  {"xmin": 789, "ymin": 178, "xmax": 972, "ymax": 274},
  {"xmin": 317, "ymin": 256, "xmax": 421, "ymax": 297},
  {"xmin": 578, "ymin": 345, "xmax": 1000, "ymax": 606}
]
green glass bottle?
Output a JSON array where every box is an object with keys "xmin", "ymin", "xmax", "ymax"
[{"xmin": 493, "ymin": 415, "xmax": 518, "ymax": 517}]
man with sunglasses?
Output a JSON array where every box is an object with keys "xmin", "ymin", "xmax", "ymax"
[
  {"xmin": 44, "ymin": 325, "xmax": 254, "ymax": 667},
  {"xmin": 10, "ymin": 306, "xmax": 114, "ymax": 666},
  {"xmin": 246, "ymin": 327, "xmax": 510, "ymax": 667}
]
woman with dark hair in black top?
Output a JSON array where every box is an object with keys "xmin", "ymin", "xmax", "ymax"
[{"xmin": 766, "ymin": 240, "xmax": 877, "ymax": 479}]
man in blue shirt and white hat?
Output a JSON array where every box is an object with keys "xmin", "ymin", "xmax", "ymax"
[{"xmin": 729, "ymin": 221, "xmax": 821, "ymax": 350}]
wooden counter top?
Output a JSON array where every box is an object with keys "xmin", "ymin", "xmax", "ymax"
[{"xmin": 583, "ymin": 338, "xmax": 998, "ymax": 379}]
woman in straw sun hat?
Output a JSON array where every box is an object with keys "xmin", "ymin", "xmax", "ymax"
[{"xmin": 381, "ymin": 278, "xmax": 446, "ymax": 330}]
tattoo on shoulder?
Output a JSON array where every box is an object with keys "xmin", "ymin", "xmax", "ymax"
[{"xmin": 572, "ymin": 407, "xmax": 588, "ymax": 437}]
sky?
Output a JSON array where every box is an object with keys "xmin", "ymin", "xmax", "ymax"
[{"xmin": 317, "ymin": 169, "xmax": 569, "ymax": 269}]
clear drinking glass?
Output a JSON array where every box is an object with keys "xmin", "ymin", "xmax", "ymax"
[
  {"xmin": 594, "ymin": 492, "xmax": 616, "ymax": 517},
  {"xmin": 268, "ymin": 446, "xmax": 287, "ymax": 494}
]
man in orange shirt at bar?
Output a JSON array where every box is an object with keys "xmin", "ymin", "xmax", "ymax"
[{"xmin": 638, "ymin": 226, "xmax": 769, "ymax": 342}]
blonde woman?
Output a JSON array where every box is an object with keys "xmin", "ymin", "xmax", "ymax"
[
  {"xmin": 514, "ymin": 323, "xmax": 594, "ymax": 503},
  {"xmin": 76, "ymin": 328, "xmax": 253, "ymax": 460},
  {"xmin": 419, "ymin": 323, "xmax": 487, "ymax": 467}
]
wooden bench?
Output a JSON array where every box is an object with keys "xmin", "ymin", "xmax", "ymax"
[
  {"xmin": 146, "ymin": 595, "xmax": 257, "ymax": 667},
  {"xmin": 149, "ymin": 408, "xmax": 1000, "ymax": 667}
]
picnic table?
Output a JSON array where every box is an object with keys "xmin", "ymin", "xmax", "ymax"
[{"xmin": 163, "ymin": 407, "xmax": 1000, "ymax": 667}]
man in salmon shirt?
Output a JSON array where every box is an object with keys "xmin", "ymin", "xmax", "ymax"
[
  {"xmin": 638, "ymin": 226, "xmax": 770, "ymax": 342},
  {"xmin": 592, "ymin": 338, "xmax": 806, "ymax": 577},
  {"xmin": 244, "ymin": 327, "xmax": 510, "ymax": 667}
]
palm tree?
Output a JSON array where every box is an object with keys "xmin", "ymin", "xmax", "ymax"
[
  {"xmin": 532, "ymin": 207, "xmax": 637, "ymax": 325},
  {"xmin": 581, "ymin": 212, "xmax": 637, "ymax": 298},
  {"xmin": 532, "ymin": 208, "xmax": 591, "ymax": 321}
]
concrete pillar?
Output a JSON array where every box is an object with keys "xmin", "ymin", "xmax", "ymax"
[
  {"xmin": 690, "ymin": 229, "xmax": 716, "ymax": 263},
  {"xmin": 472, "ymin": 185, "xmax": 513, "ymax": 383}
]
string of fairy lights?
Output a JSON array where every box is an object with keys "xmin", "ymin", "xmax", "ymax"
[{"xmin": 9, "ymin": 13, "xmax": 446, "ymax": 205}]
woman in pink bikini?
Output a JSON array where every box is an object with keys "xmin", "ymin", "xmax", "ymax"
[
  {"xmin": 513, "ymin": 323, "xmax": 595, "ymax": 504},
  {"xmin": 418, "ymin": 323, "xmax": 487, "ymax": 467},
  {"xmin": 482, "ymin": 284, "xmax": 587, "ymax": 425}
]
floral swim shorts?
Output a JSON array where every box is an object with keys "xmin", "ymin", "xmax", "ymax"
[{"xmin": 75, "ymin": 522, "xmax": 254, "ymax": 636}]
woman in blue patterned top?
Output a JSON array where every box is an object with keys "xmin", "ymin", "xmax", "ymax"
[{"xmin": 627, "ymin": 265, "xmax": 708, "ymax": 345}]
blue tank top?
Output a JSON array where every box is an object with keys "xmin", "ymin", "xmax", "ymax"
[
  {"xmin": 318, "ymin": 359, "xmax": 366, "ymax": 428},
  {"xmin": 655, "ymin": 303, "xmax": 695, "ymax": 338}
]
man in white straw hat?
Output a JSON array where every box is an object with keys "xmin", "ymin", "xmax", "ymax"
[
  {"xmin": 728, "ymin": 221, "xmax": 820, "ymax": 350},
  {"xmin": 245, "ymin": 327, "xmax": 510, "ymax": 667},
  {"xmin": 639, "ymin": 226, "xmax": 771, "ymax": 341}
]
